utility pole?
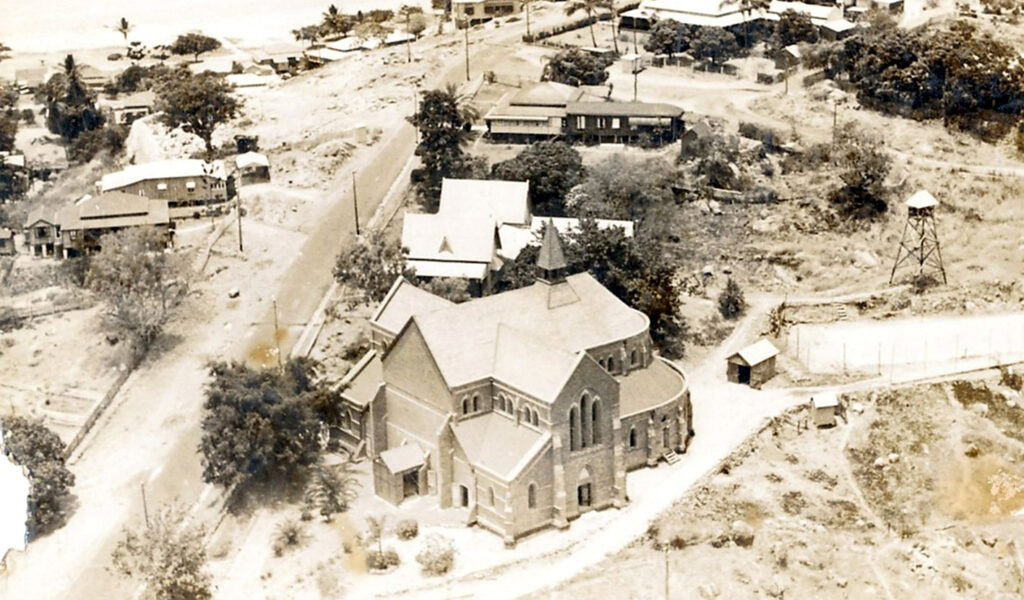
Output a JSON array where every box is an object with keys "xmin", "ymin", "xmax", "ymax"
[
  {"xmin": 525, "ymin": 0, "xmax": 531, "ymax": 37},
  {"xmin": 464, "ymin": 22, "xmax": 470, "ymax": 81},
  {"xmin": 141, "ymin": 483, "xmax": 150, "ymax": 529},
  {"xmin": 832, "ymin": 101, "xmax": 838, "ymax": 146},
  {"xmin": 352, "ymin": 171, "xmax": 361, "ymax": 236},
  {"xmin": 236, "ymin": 193, "xmax": 243, "ymax": 252},
  {"xmin": 664, "ymin": 547, "xmax": 670, "ymax": 599},
  {"xmin": 406, "ymin": 11, "xmax": 412, "ymax": 63},
  {"xmin": 272, "ymin": 296, "xmax": 283, "ymax": 369}
]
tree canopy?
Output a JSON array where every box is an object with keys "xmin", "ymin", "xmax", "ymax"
[
  {"xmin": 566, "ymin": 153, "xmax": 675, "ymax": 225},
  {"xmin": 44, "ymin": 55, "xmax": 105, "ymax": 144},
  {"xmin": 87, "ymin": 227, "xmax": 188, "ymax": 364},
  {"xmin": 829, "ymin": 124, "xmax": 893, "ymax": 220},
  {"xmin": 154, "ymin": 67, "xmax": 241, "ymax": 156},
  {"xmin": 772, "ymin": 9, "xmax": 818, "ymax": 49},
  {"xmin": 644, "ymin": 19, "xmax": 694, "ymax": 56},
  {"xmin": 491, "ymin": 141, "xmax": 583, "ymax": 216},
  {"xmin": 410, "ymin": 85, "xmax": 481, "ymax": 209},
  {"xmin": 690, "ymin": 27, "xmax": 740, "ymax": 65},
  {"xmin": 111, "ymin": 506, "xmax": 212, "ymax": 600},
  {"xmin": 169, "ymin": 33, "xmax": 221, "ymax": 62},
  {"xmin": 333, "ymin": 231, "xmax": 409, "ymax": 306},
  {"xmin": 1, "ymin": 416, "xmax": 76, "ymax": 539},
  {"xmin": 542, "ymin": 48, "xmax": 613, "ymax": 86},
  {"xmin": 198, "ymin": 359, "xmax": 325, "ymax": 489}
]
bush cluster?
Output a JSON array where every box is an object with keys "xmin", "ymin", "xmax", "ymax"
[
  {"xmin": 395, "ymin": 518, "xmax": 419, "ymax": 540},
  {"xmin": 416, "ymin": 534, "xmax": 455, "ymax": 576},
  {"xmin": 367, "ymin": 548, "xmax": 401, "ymax": 571}
]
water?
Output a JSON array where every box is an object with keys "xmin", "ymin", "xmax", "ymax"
[{"xmin": 2, "ymin": 0, "xmax": 426, "ymax": 53}]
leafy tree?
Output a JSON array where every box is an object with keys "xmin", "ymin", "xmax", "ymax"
[
  {"xmin": 410, "ymin": 84, "xmax": 480, "ymax": 209},
  {"xmin": 542, "ymin": 48, "xmax": 612, "ymax": 86},
  {"xmin": 198, "ymin": 359, "xmax": 323, "ymax": 489},
  {"xmin": 1, "ymin": 416, "xmax": 76, "ymax": 539},
  {"xmin": 306, "ymin": 461, "xmax": 360, "ymax": 522},
  {"xmin": 333, "ymin": 231, "xmax": 409, "ymax": 306},
  {"xmin": 169, "ymin": 33, "xmax": 221, "ymax": 62},
  {"xmin": 108, "ymin": 63, "xmax": 170, "ymax": 95},
  {"xmin": 115, "ymin": 17, "xmax": 133, "ymax": 42},
  {"xmin": 772, "ymin": 9, "xmax": 818, "ymax": 50},
  {"xmin": 69, "ymin": 123, "xmax": 126, "ymax": 163},
  {"xmin": 45, "ymin": 55, "xmax": 105, "ymax": 144},
  {"xmin": 110, "ymin": 506, "xmax": 212, "ymax": 600},
  {"xmin": 87, "ymin": 227, "xmax": 188, "ymax": 364},
  {"xmin": 293, "ymin": 24, "xmax": 325, "ymax": 48},
  {"xmin": 418, "ymin": 277, "xmax": 471, "ymax": 302},
  {"xmin": 717, "ymin": 277, "xmax": 746, "ymax": 319},
  {"xmin": 366, "ymin": 515, "xmax": 386, "ymax": 556},
  {"xmin": 644, "ymin": 19, "xmax": 693, "ymax": 57},
  {"xmin": 737, "ymin": 0, "xmax": 771, "ymax": 46},
  {"xmin": 690, "ymin": 27, "xmax": 740, "ymax": 66},
  {"xmin": 830, "ymin": 124, "xmax": 892, "ymax": 220},
  {"xmin": 0, "ymin": 112, "xmax": 15, "ymax": 153},
  {"xmin": 491, "ymin": 141, "xmax": 583, "ymax": 216},
  {"xmin": 154, "ymin": 67, "xmax": 240, "ymax": 157},
  {"xmin": 564, "ymin": 0, "xmax": 610, "ymax": 47},
  {"xmin": 322, "ymin": 5, "xmax": 357, "ymax": 37},
  {"xmin": 567, "ymin": 153, "xmax": 674, "ymax": 223}
]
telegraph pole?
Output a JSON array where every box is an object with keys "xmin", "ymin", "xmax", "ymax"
[
  {"xmin": 352, "ymin": 171, "xmax": 361, "ymax": 236},
  {"xmin": 832, "ymin": 101, "xmax": 838, "ymax": 146},
  {"xmin": 272, "ymin": 296, "xmax": 283, "ymax": 369},
  {"xmin": 236, "ymin": 193, "xmax": 244, "ymax": 252},
  {"xmin": 664, "ymin": 547, "xmax": 670, "ymax": 599},
  {"xmin": 141, "ymin": 483, "xmax": 150, "ymax": 528},
  {"xmin": 464, "ymin": 22, "xmax": 470, "ymax": 81}
]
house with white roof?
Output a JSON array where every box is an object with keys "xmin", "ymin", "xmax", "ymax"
[
  {"xmin": 99, "ymin": 159, "xmax": 234, "ymax": 219},
  {"xmin": 342, "ymin": 227, "xmax": 693, "ymax": 544}
]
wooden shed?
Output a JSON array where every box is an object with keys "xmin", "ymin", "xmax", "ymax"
[
  {"xmin": 726, "ymin": 339, "xmax": 779, "ymax": 388},
  {"xmin": 810, "ymin": 392, "xmax": 840, "ymax": 428}
]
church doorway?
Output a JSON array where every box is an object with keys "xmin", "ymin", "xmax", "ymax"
[
  {"xmin": 577, "ymin": 483, "xmax": 592, "ymax": 508},
  {"xmin": 459, "ymin": 485, "xmax": 470, "ymax": 507}
]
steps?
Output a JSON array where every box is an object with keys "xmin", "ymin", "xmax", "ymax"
[{"xmin": 662, "ymin": 449, "xmax": 680, "ymax": 465}]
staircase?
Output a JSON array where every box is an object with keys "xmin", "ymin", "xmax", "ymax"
[{"xmin": 662, "ymin": 449, "xmax": 681, "ymax": 465}]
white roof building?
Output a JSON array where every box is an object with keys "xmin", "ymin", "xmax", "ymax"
[{"xmin": 100, "ymin": 159, "xmax": 228, "ymax": 192}]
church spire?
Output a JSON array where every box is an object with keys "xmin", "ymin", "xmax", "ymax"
[{"xmin": 536, "ymin": 220, "xmax": 567, "ymax": 284}]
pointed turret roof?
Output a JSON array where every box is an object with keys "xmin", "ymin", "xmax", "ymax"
[{"xmin": 536, "ymin": 220, "xmax": 567, "ymax": 272}]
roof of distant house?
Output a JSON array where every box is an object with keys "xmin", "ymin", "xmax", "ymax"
[
  {"xmin": 77, "ymin": 64, "xmax": 110, "ymax": 82},
  {"xmin": 14, "ymin": 68, "xmax": 46, "ymax": 87},
  {"xmin": 566, "ymin": 101, "xmax": 683, "ymax": 118},
  {"xmin": 438, "ymin": 178, "xmax": 531, "ymax": 226},
  {"xmin": 100, "ymin": 159, "xmax": 227, "ymax": 192},
  {"xmin": 451, "ymin": 412, "xmax": 550, "ymax": 481},
  {"xmin": 821, "ymin": 19, "xmax": 857, "ymax": 32},
  {"xmin": 339, "ymin": 350, "xmax": 383, "ymax": 408},
  {"xmin": 24, "ymin": 207, "xmax": 58, "ymax": 228},
  {"xmin": 372, "ymin": 277, "xmax": 454, "ymax": 335},
  {"xmin": 811, "ymin": 392, "xmax": 839, "ymax": 409},
  {"xmin": 58, "ymin": 192, "xmax": 169, "ymax": 230},
  {"xmin": 510, "ymin": 82, "xmax": 585, "ymax": 107},
  {"xmin": 235, "ymin": 151, "xmax": 269, "ymax": 169},
  {"xmin": 0, "ymin": 228, "xmax": 13, "ymax": 238},
  {"xmin": 2, "ymin": 154, "xmax": 26, "ymax": 168},
  {"xmin": 106, "ymin": 90, "xmax": 156, "ymax": 110},
  {"xmin": 401, "ymin": 213, "xmax": 498, "ymax": 266},
  {"xmin": 497, "ymin": 216, "xmax": 634, "ymax": 261},
  {"xmin": 728, "ymin": 339, "xmax": 780, "ymax": 366}
]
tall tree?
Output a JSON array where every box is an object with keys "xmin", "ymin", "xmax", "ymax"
[
  {"xmin": 491, "ymin": 141, "xmax": 583, "ymax": 216},
  {"xmin": 306, "ymin": 461, "xmax": 360, "ymax": 522},
  {"xmin": 154, "ymin": 67, "xmax": 240, "ymax": 157},
  {"xmin": 829, "ymin": 124, "xmax": 892, "ymax": 220},
  {"xmin": 45, "ymin": 55, "xmax": 105, "ymax": 144},
  {"xmin": 409, "ymin": 84, "xmax": 480, "ymax": 209},
  {"xmin": 690, "ymin": 27, "xmax": 740, "ymax": 66},
  {"xmin": 198, "ymin": 359, "xmax": 323, "ymax": 489},
  {"xmin": 564, "ymin": 0, "xmax": 610, "ymax": 47},
  {"xmin": 644, "ymin": 19, "xmax": 692, "ymax": 57},
  {"xmin": 293, "ymin": 24, "xmax": 325, "ymax": 48},
  {"xmin": 772, "ymin": 9, "xmax": 818, "ymax": 50},
  {"xmin": 87, "ymin": 227, "xmax": 188, "ymax": 364},
  {"xmin": 1, "ymin": 416, "xmax": 76, "ymax": 539},
  {"xmin": 333, "ymin": 231, "xmax": 409, "ymax": 306},
  {"xmin": 115, "ymin": 17, "xmax": 133, "ymax": 42},
  {"xmin": 542, "ymin": 48, "xmax": 612, "ymax": 86},
  {"xmin": 567, "ymin": 153, "xmax": 674, "ymax": 223},
  {"xmin": 169, "ymin": 33, "xmax": 221, "ymax": 63},
  {"xmin": 111, "ymin": 506, "xmax": 212, "ymax": 600}
]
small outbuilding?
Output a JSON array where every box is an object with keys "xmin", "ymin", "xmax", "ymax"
[
  {"xmin": 810, "ymin": 392, "xmax": 840, "ymax": 428},
  {"xmin": 372, "ymin": 443, "xmax": 427, "ymax": 505},
  {"xmin": 235, "ymin": 152, "xmax": 270, "ymax": 184},
  {"xmin": 0, "ymin": 228, "xmax": 15, "ymax": 256},
  {"xmin": 726, "ymin": 339, "xmax": 779, "ymax": 388}
]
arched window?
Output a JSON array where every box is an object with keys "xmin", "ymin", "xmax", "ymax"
[
  {"xmin": 629, "ymin": 427, "xmax": 637, "ymax": 448},
  {"xmin": 630, "ymin": 349, "xmax": 638, "ymax": 366},
  {"xmin": 579, "ymin": 394, "xmax": 590, "ymax": 449},
  {"xmin": 461, "ymin": 397, "xmax": 469, "ymax": 414},
  {"xmin": 488, "ymin": 487, "xmax": 495, "ymax": 507},
  {"xmin": 569, "ymin": 406, "xmax": 579, "ymax": 451},
  {"xmin": 521, "ymin": 406, "xmax": 529, "ymax": 423},
  {"xmin": 591, "ymin": 399, "xmax": 600, "ymax": 445},
  {"xmin": 532, "ymin": 409, "xmax": 540, "ymax": 426},
  {"xmin": 472, "ymin": 394, "xmax": 479, "ymax": 412},
  {"xmin": 528, "ymin": 483, "xmax": 537, "ymax": 509}
]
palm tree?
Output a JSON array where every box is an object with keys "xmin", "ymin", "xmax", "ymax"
[
  {"xmin": 724, "ymin": 0, "xmax": 769, "ymax": 47},
  {"xmin": 307, "ymin": 461, "xmax": 360, "ymax": 522},
  {"xmin": 115, "ymin": 17, "xmax": 133, "ymax": 42},
  {"xmin": 609, "ymin": 0, "xmax": 620, "ymax": 54},
  {"xmin": 366, "ymin": 515, "xmax": 386, "ymax": 556},
  {"xmin": 564, "ymin": 0, "xmax": 610, "ymax": 48}
]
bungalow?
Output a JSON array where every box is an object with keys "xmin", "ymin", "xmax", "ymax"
[
  {"xmin": 102, "ymin": 90, "xmax": 156, "ymax": 125},
  {"xmin": 565, "ymin": 101, "xmax": 685, "ymax": 145},
  {"xmin": 78, "ymin": 65, "xmax": 112, "ymax": 91},
  {"xmin": 57, "ymin": 192, "xmax": 171, "ymax": 257},
  {"xmin": 252, "ymin": 43, "xmax": 306, "ymax": 73},
  {"xmin": 235, "ymin": 152, "xmax": 271, "ymax": 184},
  {"xmin": 99, "ymin": 159, "xmax": 234, "ymax": 219},
  {"xmin": 484, "ymin": 82, "xmax": 590, "ymax": 143},
  {"xmin": 453, "ymin": 0, "xmax": 522, "ymax": 25},
  {"xmin": 23, "ymin": 207, "xmax": 60, "ymax": 257},
  {"xmin": 14, "ymin": 68, "xmax": 47, "ymax": 93},
  {"xmin": 0, "ymin": 228, "xmax": 15, "ymax": 256},
  {"xmin": 820, "ymin": 19, "xmax": 857, "ymax": 41}
]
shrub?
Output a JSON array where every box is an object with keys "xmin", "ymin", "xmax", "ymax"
[
  {"xmin": 1, "ymin": 416, "xmax": 76, "ymax": 538},
  {"xmin": 1000, "ymin": 367, "xmax": 1023, "ymax": 391},
  {"xmin": 273, "ymin": 519, "xmax": 307, "ymax": 556},
  {"xmin": 367, "ymin": 548, "xmax": 401, "ymax": 571},
  {"xmin": 717, "ymin": 277, "xmax": 746, "ymax": 320},
  {"xmin": 20, "ymin": 108, "xmax": 35, "ymax": 124},
  {"xmin": 396, "ymin": 518, "xmax": 419, "ymax": 540},
  {"xmin": 416, "ymin": 534, "xmax": 455, "ymax": 576}
]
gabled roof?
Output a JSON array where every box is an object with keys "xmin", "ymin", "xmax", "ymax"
[
  {"xmin": 438, "ymin": 178, "xmax": 531, "ymax": 226},
  {"xmin": 451, "ymin": 413, "xmax": 551, "ymax": 481},
  {"xmin": 811, "ymin": 392, "xmax": 839, "ymax": 409},
  {"xmin": 236, "ymin": 152, "xmax": 269, "ymax": 169},
  {"xmin": 907, "ymin": 189, "xmax": 937, "ymax": 209},
  {"xmin": 338, "ymin": 350, "xmax": 383, "ymax": 408},
  {"xmin": 106, "ymin": 90, "xmax": 156, "ymax": 110},
  {"xmin": 821, "ymin": 19, "xmax": 856, "ymax": 32},
  {"xmin": 101, "ymin": 159, "xmax": 227, "ymax": 192},
  {"xmin": 536, "ymin": 220, "xmax": 568, "ymax": 272},
  {"xmin": 371, "ymin": 277, "xmax": 454, "ymax": 335},
  {"xmin": 492, "ymin": 325, "xmax": 583, "ymax": 401},
  {"xmin": 58, "ymin": 193, "xmax": 169, "ymax": 230},
  {"xmin": 14, "ymin": 68, "xmax": 46, "ymax": 87},
  {"xmin": 566, "ymin": 101, "xmax": 683, "ymax": 118},
  {"xmin": 401, "ymin": 213, "xmax": 497, "ymax": 265},
  {"xmin": 24, "ymin": 207, "xmax": 58, "ymax": 228},
  {"xmin": 379, "ymin": 443, "xmax": 426, "ymax": 474},
  {"xmin": 510, "ymin": 82, "xmax": 585, "ymax": 107},
  {"xmin": 728, "ymin": 339, "xmax": 780, "ymax": 367}
]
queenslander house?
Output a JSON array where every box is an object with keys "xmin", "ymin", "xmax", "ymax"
[{"xmin": 337, "ymin": 227, "xmax": 693, "ymax": 545}]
